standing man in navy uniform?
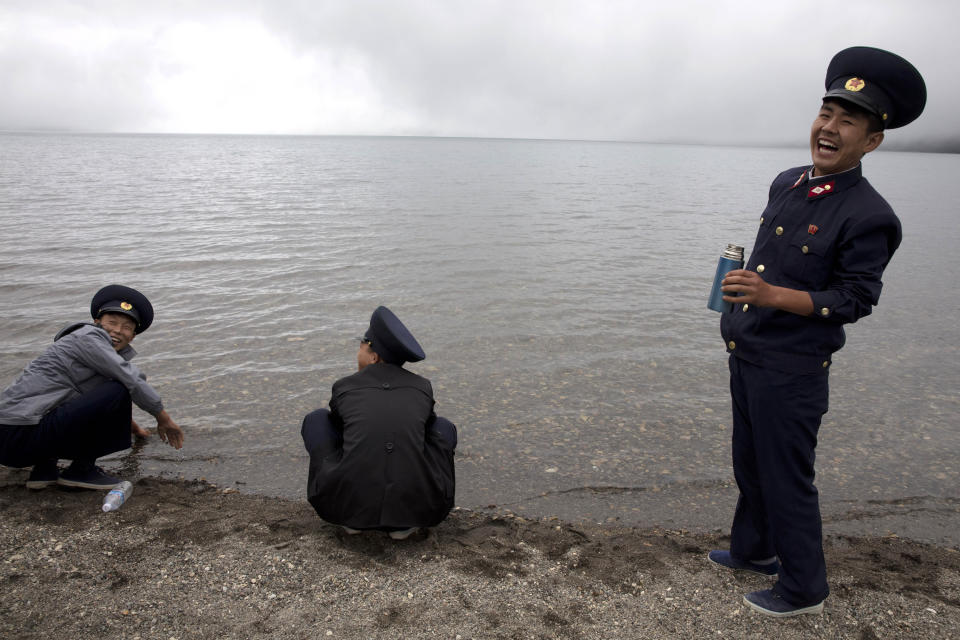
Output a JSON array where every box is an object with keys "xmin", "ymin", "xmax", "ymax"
[
  {"xmin": 302, "ymin": 306, "xmax": 456, "ymax": 540},
  {"xmin": 0, "ymin": 285, "xmax": 185, "ymax": 489},
  {"xmin": 709, "ymin": 47, "xmax": 926, "ymax": 616}
]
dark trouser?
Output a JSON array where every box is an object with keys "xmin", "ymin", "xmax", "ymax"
[
  {"xmin": 301, "ymin": 409, "xmax": 458, "ymax": 456},
  {"xmin": 0, "ymin": 381, "xmax": 132, "ymax": 468},
  {"xmin": 728, "ymin": 355, "xmax": 830, "ymax": 607}
]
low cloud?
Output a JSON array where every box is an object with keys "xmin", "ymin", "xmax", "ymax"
[{"xmin": 1, "ymin": 0, "xmax": 956, "ymax": 149}]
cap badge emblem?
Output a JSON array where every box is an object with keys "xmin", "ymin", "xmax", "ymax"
[
  {"xmin": 845, "ymin": 77, "xmax": 865, "ymax": 92},
  {"xmin": 120, "ymin": 302, "xmax": 133, "ymax": 310},
  {"xmin": 808, "ymin": 224, "xmax": 819, "ymax": 235}
]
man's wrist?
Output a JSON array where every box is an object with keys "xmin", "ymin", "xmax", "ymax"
[{"xmin": 771, "ymin": 286, "xmax": 814, "ymax": 316}]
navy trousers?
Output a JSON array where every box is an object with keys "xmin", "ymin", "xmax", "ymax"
[
  {"xmin": 728, "ymin": 355, "xmax": 830, "ymax": 607},
  {"xmin": 0, "ymin": 381, "xmax": 132, "ymax": 467},
  {"xmin": 301, "ymin": 409, "xmax": 457, "ymax": 455}
]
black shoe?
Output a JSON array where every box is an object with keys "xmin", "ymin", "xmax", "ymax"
[
  {"xmin": 25, "ymin": 460, "xmax": 59, "ymax": 490},
  {"xmin": 708, "ymin": 550, "xmax": 779, "ymax": 576},
  {"xmin": 743, "ymin": 589, "xmax": 824, "ymax": 617},
  {"xmin": 58, "ymin": 463, "xmax": 122, "ymax": 489}
]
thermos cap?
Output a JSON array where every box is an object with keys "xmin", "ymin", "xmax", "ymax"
[{"xmin": 722, "ymin": 244, "xmax": 744, "ymax": 261}]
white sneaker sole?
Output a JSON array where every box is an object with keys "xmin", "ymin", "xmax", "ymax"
[
  {"xmin": 25, "ymin": 480, "xmax": 58, "ymax": 490},
  {"xmin": 57, "ymin": 478, "xmax": 122, "ymax": 490}
]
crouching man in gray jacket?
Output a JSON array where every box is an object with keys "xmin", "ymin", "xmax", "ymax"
[{"xmin": 0, "ymin": 285, "xmax": 184, "ymax": 489}]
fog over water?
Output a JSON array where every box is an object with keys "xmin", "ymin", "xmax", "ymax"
[{"xmin": 1, "ymin": 1, "xmax": 958, "ymax": 151}]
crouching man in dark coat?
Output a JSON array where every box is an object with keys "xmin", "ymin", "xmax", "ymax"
[{"xmin": 302, "ymin": 306, "xmax": 456, "ymax": 540}]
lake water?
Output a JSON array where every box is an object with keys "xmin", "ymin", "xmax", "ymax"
[{"xmin": 1, "ymin": 133, "xmax": 958, "ymax": 542}]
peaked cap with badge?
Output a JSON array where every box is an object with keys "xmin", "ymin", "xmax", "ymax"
[
  {"xmin": 823, "ymin": 46, "xmax": 926, "ymax": 129},
  {"xmin": 363, "ymin": 306, "xmax": 425, "ymax": 365},
  {"xmin": 90, "ymin": 284, "xmax": 154, "ymax": 334}
]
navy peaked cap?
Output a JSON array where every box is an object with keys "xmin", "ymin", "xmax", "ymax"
[
  {"xmin": 364, "ymin": 306, "xmax": 425, "ymax": 365},
  {"xmin": 823, "ymin": 46, "xmax": 926, "ymax": 129},
  {"xmin": 90, "ymin": 284, "xmax": 154, "ymax": 334}
]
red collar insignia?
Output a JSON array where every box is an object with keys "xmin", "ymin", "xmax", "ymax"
[
  {"xmin": 808, "ymin": 224, "xmax": 819, "ymax": 235},
  {"xmin": 807, "ymin": 181, "xmax": 835, "ymax": 198}
]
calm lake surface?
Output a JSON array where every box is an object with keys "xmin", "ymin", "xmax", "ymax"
[{"xmin": 2, "ymin": 133, "xmax": 958, "ymax": 541}]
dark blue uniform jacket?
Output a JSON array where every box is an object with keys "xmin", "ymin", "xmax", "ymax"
[{"xmin": 721, "ymin": 164, "xmax": 901, "ymax": 373}]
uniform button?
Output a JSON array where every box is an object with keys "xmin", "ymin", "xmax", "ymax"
[
  {"xmin": 775, "ymin": 226, "xmax": 784, "ymax": 236},
  {"xmin": 382, "ymin": 382, "xmax": 390, "ymax": 389},
  {"xmin": 757, "ymin": 264, "xmax": 765, "ymax": 273},
  {"xmin": 820, "ymin": 307, "xmax": 830, "ymax": 317},
  {"xmin": 802, "ymin": 245, "xmax": 809, "ymax": 254},
  {"xmin": 742, "ymin": 304, "xmax": 749, "ymax": 312},
  {"xmin": 822, "ymin": 361, "xmax": 830, "ymax": 368},
  {"xmin": 759, "ymin": 216, "xmax": 764, "ymax": 224},
  {"xmin": 385, "ymin": 442, "xmax": 394, "ymax": 452},
  {"xmin": 727, "ymin": 341, "xmax": 736, "ymax": 350}
]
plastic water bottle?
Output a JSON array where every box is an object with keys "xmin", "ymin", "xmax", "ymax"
[{"xmin": 102, "ymin": 481, "xmax": 134, "ymax": 512}]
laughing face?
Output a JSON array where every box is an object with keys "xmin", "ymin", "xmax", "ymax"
[
  {"xmin": 97, "ymin": 312, "xmax": 137, "ymax": 352},
  {"xmin": 810, "ymin": 100, "xmax": 884, "ymax": 177}
]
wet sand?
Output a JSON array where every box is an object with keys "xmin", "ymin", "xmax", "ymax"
[{"xmin": 1, "ymin": 470, "xmax": 958, "ymax": 639}]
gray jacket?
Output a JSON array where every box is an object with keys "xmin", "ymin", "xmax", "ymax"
[{"xmin": 0, "ymin": 323, "xmax": 164, "ymax": 426}]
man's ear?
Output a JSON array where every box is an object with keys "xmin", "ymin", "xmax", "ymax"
[{"xmin": 863, "ymin": 130, "xmax": 884, "ymax": 155}]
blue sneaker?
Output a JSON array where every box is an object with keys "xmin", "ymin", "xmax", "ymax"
[
  {"xmin": 708, "ymin": 550, "xmax": 779, "ymax": 576},
  {"xmin": 25, "ymin": 460, "xmax": 59, "ymax": 490},
  {"xmin": 58, "ymin": 463, "xmax": 122, "ymax": 489},
  {"xmin": 743, "ymin": 589, "xmax": 824, "ymax": 617}
]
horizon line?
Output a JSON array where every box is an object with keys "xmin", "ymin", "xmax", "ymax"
[{"xmin": 0, "ymin": 128, "xmax": 955, "ymax": 154}]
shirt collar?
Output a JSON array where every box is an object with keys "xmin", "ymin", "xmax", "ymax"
[
  {"xmin": 800, "ymin": 163, "xmax": 863, "ymax": 196},
  {"xmin": 807, "ymin": 163, "xmax": 861, "ymax": 181}
]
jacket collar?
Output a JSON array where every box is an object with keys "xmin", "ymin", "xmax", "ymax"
[
  {"xmin": 55, "ymin": 322, "xmax": 138, "ymax": 360},
  {"xmin": 117, "ymin": 344, "xmax": 137, "ymax": 361},
  {"xmin": 796, "ymin": 163, "xmax": 863, "ymax": 200}
]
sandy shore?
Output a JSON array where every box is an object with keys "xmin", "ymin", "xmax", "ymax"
[{"xmin": 1, "ymin": 471, "xmax": 958, "ymax": 640}]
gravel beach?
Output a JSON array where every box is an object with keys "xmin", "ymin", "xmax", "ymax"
[{"xmin": 1, "ymin": 471, "xmax": 957, "ymax": 640}]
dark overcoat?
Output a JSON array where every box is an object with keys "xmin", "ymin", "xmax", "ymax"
[{"xmin": 306, "ymin": 363, "xmax": 455, "ymax": 529}]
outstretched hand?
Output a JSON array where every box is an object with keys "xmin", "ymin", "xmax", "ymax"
[{"xmin": 155, "ymin": 410, "xmax": 185, "ymax": 449}]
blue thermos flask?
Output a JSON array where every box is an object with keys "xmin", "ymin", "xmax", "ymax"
[{"xmin": 708, "ymin": 244, "xmax": 745, "ymax": 313}]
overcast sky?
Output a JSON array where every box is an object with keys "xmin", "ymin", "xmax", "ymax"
[{"xmin": 1, "ymin": 0, "xmax": 957, "ymax": 150}]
